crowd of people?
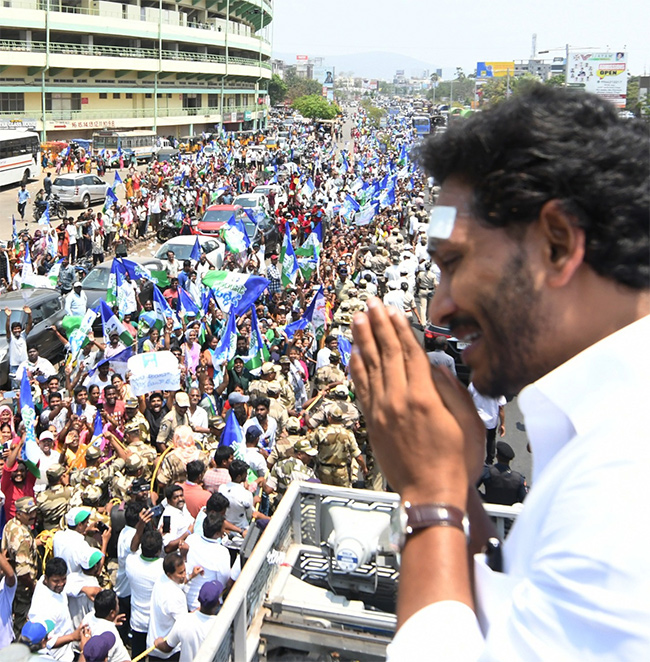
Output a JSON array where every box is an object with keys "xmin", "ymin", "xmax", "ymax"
[{"xmin": 0, "ymin": 105, "xmax": 462, "ymax": 661}]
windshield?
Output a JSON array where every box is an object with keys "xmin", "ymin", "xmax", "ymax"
[
  {"xmin": 81, "ymin": 267, "xmax": 109, "ymax": 289},
  {"xmin": 202, "ymin": 209, "xmax": 237, "ymax": 224},
  {"xmin": 234, "ymin": 197, "xmax": 258, "ymax": 208},
  {"xmin": 254, "ymin": 187, "xmax": 270, "ymax": 195},
  {"xmin": 53, "ymin": 177, "xmax": 76, "ymax": 187},
  {"xmin": 0, "ymin": 310, "xmax": 27, "ymax": 338},
  {"xmin": 155, "ymin": 240, "xmax": 217, "ymax": 261}
]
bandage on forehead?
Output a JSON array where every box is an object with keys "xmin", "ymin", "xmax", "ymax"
[{"xmin": 427, "ymin": 206, "xmax": 457, "ymax": 240}]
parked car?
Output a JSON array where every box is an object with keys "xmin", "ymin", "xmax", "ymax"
[
  {"xmin": 81, "ymin": 257, "xmax": 164, "ymax": 310},
  {"xmin": 252, "ymin": 184, "xmax": 288, "ymax": 209},
  {"xmin": 196, "ymin": 204, "xmax": 243, "ymax": 236},
  {"xmin": 233, "ymin": 193, "xmax": 270, "ymax": 217},
  {"xmin": 51, "ymin": 173, "xmax": 109, "ymax": 209},
  {"xmin": 0, "ymin": 289, "xmax": 67, "ymax": 386},
  {"xmin": 154, "ymin": 236, "xmax": 224, "ymax": 270},
  {"xmin": 155, "ymin": 148, "xmax": 180, "ymax": 163},
  {"xmin": 423, "ymin": 322, "xmax": 471, "ymax": 385}
]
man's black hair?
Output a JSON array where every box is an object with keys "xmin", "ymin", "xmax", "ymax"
[
  {"xmin": 418, "ymin": 85, "xmax": 649, "ymax": 290},
  {"xmin": 186, "ymin": 460, "xmax": 205, "ymax": 483},
  {"xmin": 203, "ymin": 515, "xmax": 225, "ymax": 539},
  {"xmin": 124, "ymin": 501, "xmax": 145, "ymax": 528},
  {"xmin": 45, "ymin": 557, "xmax": 67, "ymax": 577},
  {"xmin": 432, "ymin": 336, "xmax": 448, "ymax": 351},
  {"xmin": 228, "ymin": 459, "xmax": 249, "ymax": 481},
  {"xmin": 141, "ymin": 529, "xmax": 163, "ymax": 558},
  {"xmin": 214, "ymin": 445, "xmax": 234, "ymax": 466},
  {"xmin": 94, "ymin": 589, "xmax": 118, "ymax": 619},
  {"xmin": 206, "ymin": 492, "xmax": 229, "ymax": 514},
  {"xmin": 253, "ymin": 396, "xmax": 270, "ymax": 410},
  {"xmin": 163, "ymin": 551, "xmax": 185, "ymax": 576}
]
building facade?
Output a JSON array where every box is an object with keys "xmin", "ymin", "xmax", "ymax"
[{"xmin": 0, "ymin": 0, "xmax": 272, "ymax": 140}]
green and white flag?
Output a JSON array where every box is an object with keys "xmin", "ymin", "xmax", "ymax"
[
  {"xmin": 279, "ymin": 226, "xmax": 299, "ymax": 287},
  {"xmin": 99, "ymin": 301, "xmax": 134, "ymax": 347},
  {"xmin": 202, "ymin": 271, "xmax": 269, "ymax": 314}
]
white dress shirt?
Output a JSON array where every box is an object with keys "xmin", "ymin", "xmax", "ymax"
[
  {"xmin": 388, "ymin": 315, "xmax": 650, "ymax": 661},
  {"xmin": 28, "ymin": 578, "xmax": 75, "ymax": 661}
]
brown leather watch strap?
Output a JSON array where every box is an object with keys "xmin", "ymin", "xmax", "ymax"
[{"xmin": 404, "ymin": 501, "xmax": 466, "ymax": 536}]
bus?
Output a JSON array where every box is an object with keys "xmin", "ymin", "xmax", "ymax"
[
  {"xmin": 0, "ymin": 130, "xmax": 41, "ymax": 187},
  {"xmin": 92, "ymin": 130, "xmax": 160, "ymax": 162},
  {"xmin": 411, "ymin": 115, "xmax": 431, "ymax": 137}
]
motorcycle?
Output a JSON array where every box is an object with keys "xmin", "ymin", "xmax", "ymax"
[
  {"xmin": 33, "ymin": 195, "xmax": 67, "ymax": 222},
  {"xmin": 156, "ymin": 216, "xmax": 181, "ymax": 243}
]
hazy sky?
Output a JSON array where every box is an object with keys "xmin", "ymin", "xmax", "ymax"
[{"xmin": 272, "ymin": 0, "xmax": 650, "ymax": 77}]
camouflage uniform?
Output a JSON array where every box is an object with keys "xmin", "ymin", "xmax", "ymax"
[
  {"xmin": 266, "ymin": 456, "xmax": 316, "ymax": 496},
  {"xmin": 156, "ymin": 449, "xmax": 210, "ymax": 487},
  {"xmin": 126, "ymin": 440, "xmax": 158, "ymax": 480},
  {"xmin": 313, "ymin": 424, "xmax": 362, "ymax": 488},
  {"xmin": 1, "ymin": 517, "xmax": 38, "ymax": 635},
  {"xmin": 248, "ymin": 378, "xmax": 272, "ymax": 401},
  {"xmin": 267, "ymin": 434, "xmax": 299, "ymax": 468},
  {"xmin": 124, "ymin": 411, "xmax": 150, "ymax": 444},
  {"xmin": 36, "ymin": 484, "xmax": 73, "ymax": 532},
  {"xmin": 314, "ymin": 364, "xmax": 346, "ymax": 392},
  {"xmin": 309, "ymin": 398, "xmax": 360, "ymax": 431},
  {"xmin": 275, "ymin": 375, "xmax": 296, "ymax": 410},
  {"xmin": 267, "ymin": 396, "xmax": 289, "ymax": 435}
]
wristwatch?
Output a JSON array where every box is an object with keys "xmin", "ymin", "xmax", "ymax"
[{"xmin": 391, "ymin": 501, "xmax": 470, "ymax": 551}]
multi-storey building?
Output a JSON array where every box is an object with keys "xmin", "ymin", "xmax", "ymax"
[{"xmin": 0, "ymin": 0, "xmax": 272, "ymax": 140}]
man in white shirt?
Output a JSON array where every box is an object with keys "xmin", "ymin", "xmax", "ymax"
[
  {"xmin": 34, "ymin": 431, "xmax": 60, "ymax": 493},
  {"xmin": 64, "ymin": 283, "xmax": 88, "ymax": 317},
  {"xmin": 315, "ymin": 335, "xmax": 338, "ymax": 370},
  {"xmin": 52, "ymin": 508, "xmax": 100, "ymax": 574},
  {"xmin": 153, "ymin": 579, "xmax": 223, "ymax": 662},
  {"xmin": 15, "ymin": 346, "xmax": 56, "ymax": 383},
  {"xmin": 218, "ymin": 460, "xmax": 254, "ymax": 535},
  {"xmin": 5, "ymin": 305, "xmax": 32, "ymax": 388},
  {"xmin": 350, "ymin": 87, "xmax": 650, "ymax": 660},
  {"xmin": 28, "ymin": 557, "xmax": 81, "ymax": 661},
  {"xmin": 0, "ymin": 550, "xmax": 17, "ymax": 649},
  {"xmin": 184, "ymin": 516, "xmax": 235, "ymax": 611},
  {"xmin": 125, "ymin": 528, "xmax": 164, "ymax": 659},
  {"xmin": 81, "ymin": 589, "xmax": 130, "ymax": 662},
  {"xmin": 468, "ymin": 382, "xmax": 506, "ymax": 465},
  {"xmin": 160, "ymin": 483, "xmax": 194, "ymax": 553}
]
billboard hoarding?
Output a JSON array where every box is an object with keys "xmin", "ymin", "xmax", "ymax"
[
  {"xmin": 567, "ymin": 52, "xmax": 627, "ymax": 108},
  {"xmin": 476, "ymin": 61, "xmax": 515, "ymax": 79}
]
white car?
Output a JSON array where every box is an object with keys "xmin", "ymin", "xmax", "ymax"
[
  {"xmin": 233, "ymin": 193, "xmax": 271, "ymax": 217},
  {"xmin": 154, "ymin": 235, "xmax": 224, "ymax": 270},
  {"xmin": 252, "ymin": 184, "xmax": 288, "ymax": 210}
]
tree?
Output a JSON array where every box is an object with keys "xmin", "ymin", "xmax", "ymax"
[
  {"xmin": 360, "ymin": 99, "xmax": 386, "ymax": 127},
  {"xmin": 455, "ymin": 67, "xmax": 466, "ymax": 81},
  {"xmin": 268, "ymin": 74, "xmax": 288, "ymax": 107},
  {"xmin": 292, "ymin": 95, "xmax": 340, "ymax": 120},
  {"xmin": 545, "ymin": 74, "xmax": 565, "ymax": 87},
  {"xmin": 284, "ymin": 69, "xmax": 323, "ymax": 102}
]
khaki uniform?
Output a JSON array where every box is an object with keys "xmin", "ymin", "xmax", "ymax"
[
  {"xmin": 248, "ymin": 378, "xmax": 272, "ymax": 401},
  {"xmin": 36, "ymin": 484, "xmax": 73, "ymax": 532},
  {"xmin": 124, "ymin": 411, "xmax": 150, "ymax": 443},
  {"xmin": 313, "ymin": 424, "xmax": 362, "ymax": 488},
  {"xmin": 370, "ymin": 254, "xmax": 390, "ymax": 274},
  {"xmin": 268, "ymin": 398, "xmax": 289, "ymax": 435},
  {"xmin": 267, "ymin": 434, "xmax": 299, "ymax": 468},
  {"xmin": 335, "ymin": 279, "xmax": 354, "ymax": 302},
  {"xmin": 157, "ymin": 410, "xmax": 191, "ymax": 448},
  {"xmin": 266, "ymin": 456, "xmax": 316, "ymax": 496},
  {"xmin": 1, "ymin": 519, "xmax": 39, "ymax": 635},
  {"xmin": 157, "ymin": 449, "xmax": 210, "ymax": 487},
  {"xmin": 417, "ymin": 266, "xmax": 438, "ymax": 323},
  {"xmin": 276, "ymin": 375, "xmax": 296, "ymax": 409},
  {"xmin": 111, "ymin": 470, "xmax": 137, "ymax": 502},
  {"xmin": 126, "ymin": 440, "xmax": 158, "ymax": 480},
  {"xmin": 314, "ymin": 365, "xmax": 346, "ymax": 392},
  {"xmin": 309, "ymin": 399, "xmax": 360, "ymax": 431}
]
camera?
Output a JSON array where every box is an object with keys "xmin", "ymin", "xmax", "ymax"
[{"xmin": 149, "ymin": 504, "xmax": 164, "ymax": 518}]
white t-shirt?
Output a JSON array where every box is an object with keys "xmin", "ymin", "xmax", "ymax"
[
  {"xmin": 80, "ymin": 613, "xmax": 130, "ymax": 662},
  {"xmin": 34, "ymin": 449, "xmax": 62, "ymax": 492},
  {"xmin": 52, "ymin": 528, "xmax": 95, "ymax": 574},
  {"xmin": 28, "ymin": 577, "xmax": 75, "ymax": 662},
  {"xmin": 468, "ymin": 382, "xmax": 506, "ymax": 429},
  {"xmin": 115, "ymin": 525, "xmax": 136, "ymax": 598},
  {"xmin": 65, "ymin": 570, "xmax": 99, "ymax": 628},
  {"xmin": 0, "ymin": 576, "xmax": 16, "ymax": 648},
  {"xmin": 124, "ymin": 554, "xmax": 164, "ymax": 633},
  {"xmin": 218, "ymin": 482, "xmax": 254, "ymax": 531},
  {"xmin": 8, "ymin": 331, "xmax": 27, "ymax": 367},
  {"xmin": 165, "ymin": 611, "xmax": 218, "ymax": 662},
  {"xmin": 244, "ymin": 446, "xmax": 267, "ymax": 477},
  {"xmin": 147, "ymin": 574, "xmax": 188, "ymax": 658},
  {"xmin": 184, "ymin": 533, "xmax": 234, "ymax": 611},
  {"xmin": 161, "ymin": 504, "xmax": 194, "ymax": 549},
  {"xmin": 315, "ymin": 347, "xmax": 331, "ymax": 369}
]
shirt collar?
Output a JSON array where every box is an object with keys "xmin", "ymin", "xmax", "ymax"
[{"xmin": 519, "ymin": 315, "xmax": 650, "ymax": 483}]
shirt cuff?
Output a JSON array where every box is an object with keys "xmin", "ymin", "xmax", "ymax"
[{"xmin": 386, "ymin": 601, "xmax": 484, "ymax": 661}]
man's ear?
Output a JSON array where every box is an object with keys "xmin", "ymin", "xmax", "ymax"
[{"xmin": 537, "ymin": 199, "xmax": 586, "ymax": 288}]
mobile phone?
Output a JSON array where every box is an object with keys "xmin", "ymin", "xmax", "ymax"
[
  {"xmin": 96, "ymin": 402, "xmax": 104, "ymax": 411},
  {"xmin": 162, "ymin": 515, "xmax": 171, "ymax": 534},
  {"xmin": 96, "ymin": 521, "xmax": 108, "ymax": 534},
  {"xmin": 149, "ymin": 504, "xmax": 164, "ymax": 518},
  {"xmin": 3, "ymin": 391, "xmax": 16, "ymax": 400}
]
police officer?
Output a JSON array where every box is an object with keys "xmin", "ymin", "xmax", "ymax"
[
  {"xmin": 35, "ymin": 464, "xmax": 72, "ymax": 532},
  {"xmin": 477, "ymin": 441, "xmax": 528, "ymax": 505},
  {"xmin": 265, "ymin": 439, "xmax": 318, "ymax": 502},
  {"xmin": 265, "ymin": 381, "xmax": 289, "ymax": 435},
  {"xmin": 1, "ymin": 496, "xmax": 39, "ymax": 635},
  {"xmin": 416, "ymin": 259, "xmax": 439, "ymax": 324},
  {"xmin": 267, "ymin": 416, "xmax": 302, "ymax": 468},
  {"xmin": 306, "ymin": 384, "xmax": 359, "ymax": 431},
  {"xmin": 156, "ymin": 392, "xmax": 191, "ymax": 450},
  {"xmin": 248, "ymin": 362, "xmax": 278, "ymax": 401},
  {"xmin": 312, "ymin": 406, "xmax": 367, "ymax": 488},
  {"xmin": 314, "ymin": 351, "xmax": 346, "ymax": 392}
]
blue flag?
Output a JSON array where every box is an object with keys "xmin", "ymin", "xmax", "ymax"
[
  {"xmin": 190, "ymin": 236, "xmax": 202, "ymax": 262},
  {"xmin": 105, "ymin": 186, "xmax": 119, "ymax": 209},
  {"xmin": 177, "ymin": 286, "xmax": 200, "ymax": 318},
  {"xmin": 337, "ymin": 336, "xmax": 352, "ymax": 367},
  {"xmin": 19, "ymin": 372, "xmax": 41, "ymax": 477},
  {"xmin": 113, "ymin": 170, "xmax": 123, "ymax": 188},
  {"xmin": 285, "ymin": 285, "xmax": 325, "ymax": 340},
  {"xmin": 211, "ymin": 312, "xmax": 238, "ymax": 368},
  {"xmin": 219, "ymin": 410, "xmax": 244, "ymax": 459},
  {"xmin": 117, "ymin": 258, "xmax": 153, "ymax": 282}
]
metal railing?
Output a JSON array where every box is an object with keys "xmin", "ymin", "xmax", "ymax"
[
  {"xmin": 2, "ymin": 0, "xmax": 271, "ymax": 44},
  {"xmin": 195, "ymin": 481, "xmax": 522, "ymax": 662},
  {"xmin": 0, "ymin": 39, "xmax": 271, "ymax": 69}
]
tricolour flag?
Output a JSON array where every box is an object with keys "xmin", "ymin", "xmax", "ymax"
[
  {"xmin": 202, "ymin": 271, "xmax": 269, "ymax": 315},
  {"xmin": 152, "ymin": 285, "xmax": 175, "ymax": 331},
  {"xmin": 301, "ymin": 178, "xmax": 315, "ymax": 199},
  {"xmin": 103, "ymin": 186, "xmax": 119, "ymax": 212},
  {"xmin": 279, "ymin": 226, "xmax": 299, "ymax": 288},
  {"xmin": 355, "ymin": 202, "xmax": 379, "ymax": 226},
  {"xmin": 285, "ymin": 285, "xmax": 327, "ymax": 341},
  {"xmin": 19, "ymin": 372, "xmax": 41, "ymax": 477},
  {"xmin": 99, "ymin": 300, "xmax": 134, "ymax": 346}
]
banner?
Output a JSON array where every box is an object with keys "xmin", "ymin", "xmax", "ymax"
[
  {"xmin": 127, "ymin": 351, "xmax": 181, "ymax": 396},
  {"xmin": 567, "ymin": 51, "xmax": 628, "ymax": 107}
]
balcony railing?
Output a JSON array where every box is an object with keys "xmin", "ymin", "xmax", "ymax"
[
  {"xmin": 2, "ymin": 0, "xmax": 271, "ymax": 44},
  {"xmin": 0, "ymin": 39, "xmax": 271, "ymax": 69},
  {"xmin": 0, "ymin": 105, "xmax": 263, "ymax": 121}
]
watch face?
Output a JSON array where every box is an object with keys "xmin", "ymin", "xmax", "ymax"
[{"xmin": 389, "ymin": 502, "xmax": 408, "ymax": 554}]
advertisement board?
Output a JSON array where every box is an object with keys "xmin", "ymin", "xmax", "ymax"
[
  {"xmin": 567, "ymin": 52, "xmax": 627, "ymax": 107},
  {"xmin": 476, "ymin": 61, "xmax": 515, "ymax": 79}
]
